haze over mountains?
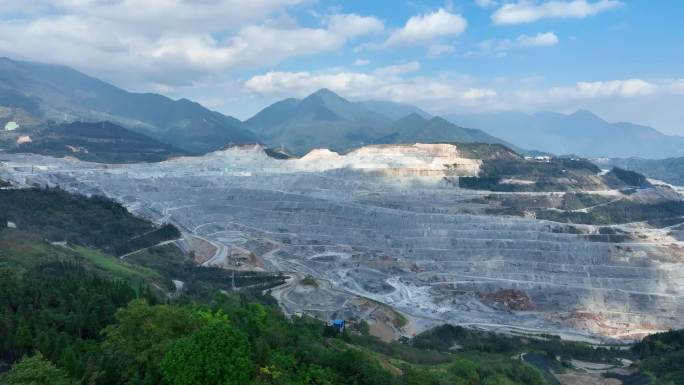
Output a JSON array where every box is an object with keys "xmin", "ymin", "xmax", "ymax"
[
  {"xmin": 2, "ymin": 57, "xmax": 683, "ymax": 162},
  {"xmin": 596, "ymin": 156, "xmax": 684, "ymax": 186},
  {"xmin": 447, "ymin": 110, "xmax": 684, "ymax": 159}
]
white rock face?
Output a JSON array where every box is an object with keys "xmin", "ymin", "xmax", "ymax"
[
  {"xmin": 2, "ymin": 144, "xmax": 683, "ymax": 342},
  {"xmin": 294, "ymin": 144, "xmax": 481, "ymax": 176}
]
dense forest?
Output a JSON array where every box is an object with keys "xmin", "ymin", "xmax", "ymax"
[{"xmin": 1, "ymin": 186, "xmax": 683, "ymax": 384}]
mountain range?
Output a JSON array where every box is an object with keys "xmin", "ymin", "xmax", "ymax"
[
  {"xmin": 447, "ymin": 110, "xmax": 684, "ymax": 159},
  {"xmin": 1, "ymin": 57, "xmax": 507, "ymax": 159},
  {"xmin": 14, "ymin": 121, "xmax": 183, "ymax": 163},
  {"xmin": 246, "ymin": 88, "xmax": 507, "ymax": 155},
  {"xmin": 377, "ymin": 113, "xmax": 507, "ymax": 148},
  {"xmin": 359, "ymin": 100, "xmax": 431, "ymax": 120},
  {"xmin": 595, "ymin": 156, "xmax": 684, "ymax": 186},
  {"xmin": 0, "ymin": 57, "xmax": 256, "ymax": 154},
  {"xmin": 245, "ymin": 88, "xmax": 394, "ymax": 154},
  {"xmin": 2, "ymin": 56, "xmax": 683, "ymax": 162}
]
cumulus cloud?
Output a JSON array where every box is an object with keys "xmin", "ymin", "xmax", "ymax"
[
  {"xmin": 2, "ymin": 0, "xmax": 307, "ymax": 33},
  {"xmin": 245, "ymin": 71, "xmax": 684, "ymax": 119},
  {"xmin": 492, "ymin": 0, "xmax": 623, "ymax": 25},
  {"xmin": 518, "ymin": 32, "xmax": 559, "ymax": 46},
  {"xmin": 384, "ymin": 9, "xmax": 467, "ymax": 47},
  {"xmin": 478, "ymin": 32, "xmax": 558, "ymax": 56},
  {"xmin": 147, "ymin": 24, "xmax": 351, "ymax": 70},
  {"xmin": 509, "ymin": 78, "xmax": 675, "ymax": 111},
  {"xmin": 374, "ymin": 61, "xmax": 421, "ymax": 76},
  {"xmin": 324, "ymin": 13, "xmax": 384, "ymax": 38},
  {"xmin": 244, "ymin": 69, "xmax": 497, "ymax": 109},
  {"xmin": 427, "ymin": 44, "xmax": 456, "ymax": 58},
  {"xmin": 549, "ymin": 79, "xmax": 657, "ymax": 99},
  {"xmin": 0, "ymin": 2, "xmax": 382, "ymax": 88}
]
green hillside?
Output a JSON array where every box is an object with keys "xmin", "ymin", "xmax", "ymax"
[
  {"xmin": 377, "ymin": 114, "xmax": 513, "ymax": 149},
  {"xmin": 246, "ymin": 89, "xmax": 512, "ymax": 156},
  {"xmin": 9, "ymin": 121, "xmax": 185, "ymax": 163},
  {"xmin": 0, "ymin": 57, "xmax": 258, "ymax": 154}
]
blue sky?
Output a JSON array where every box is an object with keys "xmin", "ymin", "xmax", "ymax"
[{"xmin": 0, "ymin": 1, "xmax": 683, "ymax": 133}]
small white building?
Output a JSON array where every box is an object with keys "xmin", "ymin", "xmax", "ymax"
[{"xmin": 16, "ymin": 135, "xmax": 32, "ymax": 144}]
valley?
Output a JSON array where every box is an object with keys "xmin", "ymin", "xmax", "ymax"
[
  {"xmin": 2, "ymin": 2, "xmax": 683, "ymax": 383},
  {"xmin": 3, "ymin": 143, "xmax": 683, "ymax": 344}
]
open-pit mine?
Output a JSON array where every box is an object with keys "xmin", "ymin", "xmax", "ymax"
[{"xmin": 2, "ymin": 143, "xmax": 684, "ymax": 343}]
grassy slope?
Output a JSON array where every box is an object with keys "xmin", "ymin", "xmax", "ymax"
[{"xmin": 0, "ymin": 229, "xmax": 171, "ymax": 291}]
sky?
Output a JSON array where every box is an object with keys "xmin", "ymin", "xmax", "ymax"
[{"xmin": 0, "ymin": 0, "xmax": 683, "ymax": 134}]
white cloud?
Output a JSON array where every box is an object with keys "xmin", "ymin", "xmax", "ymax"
[
  {"xmin": 245, "ymin": 70, "xmax": 496, "ymax": 108},
  {"xmin": 246, "ymin": 72, "xmax": 684, "ymax": 116},
  {"xmin": 0, "ymin": 7, "xmax": 383, "ymax": 88},
  {"xmin": 148, "ymin": 24, "xmax": 348, "ymax": 70},
  {"xmin": 504, "ymin": 78, "xmax": 684, "ymax": 133},
  {"xmin": 324, "ymin": 13, "xmax": 384, "ymax": 38},
  {"xmin": 241, "ymin": 73, "xmax": 684, "ymax": 134},
  {"xmin": 427, "ymin": 44, "xmax": 456, "ymax": 58},
  {"xmin": 549, "ymin": 79, "xmax": 657, "ymax": 99},
  {"xmin": 475, "ymin": 0, "xmax": 498, "ymax": 8},
  {"xmin": 478, "ymin": 31, "xmax": 558, "ymax": 56},
  {"xmin": 245, "ymin": 71, "xmax": 376, "ymax": 97},
  {"xmin": 384, "ymin": 9, "xmax": 467, "ymax": 47},
  {"xmin": 3, "ymin": 0, "xmax": 308, "ymax": 33},
  {"xmin": 507, "ymin": 78, "xmax": 666, "ymax": 111},
  {"xmin": 518, "ymin": 32, "xmax": 559, "ymax": 47},
  {"xmin": 462, "ymin": 88, "xmax": 498, "ymax": 100},
  {"xmin": 354, "ymin": 59, "xmax": 370, "ymax": 66},
  {"xmin": 374, "ymin": 61, "xmax": 421, "ymax": 76},
  {"xmin": 492, "ymin": 0, "xmax": 623, "ymax": 25}
]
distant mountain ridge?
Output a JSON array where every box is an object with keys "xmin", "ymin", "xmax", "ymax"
[
  {"xmin": 360, "ymin": 100, "xmax": 431, "ymax": 120},
  {"xmin": 13, "ymin": 121, "xmax": 184, "ymax": 163},
  {"xmin": 595, "ymin": 156, "xmax": 684, "ymax": 186},
  {"xmin": 0, "ymin": 57, "xmax": 513, "ymax": 159},
  {"xmin": 0, "ymin": 57, "xmax": 257, "ymax": 153},
  {"xmin": 377, "ymin": 113, "xmax": 510, "ymax": 148},
  {"xmin": 447, "ymin": 110, "xmax": 684, "ymax": 159},
  {"xmin": 246, "ymin": 88, "xmax": 511, "ymax": 155},
  {"xmin": 245, "ymin": 88, "xmax": 394, "ymax": 154}
]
